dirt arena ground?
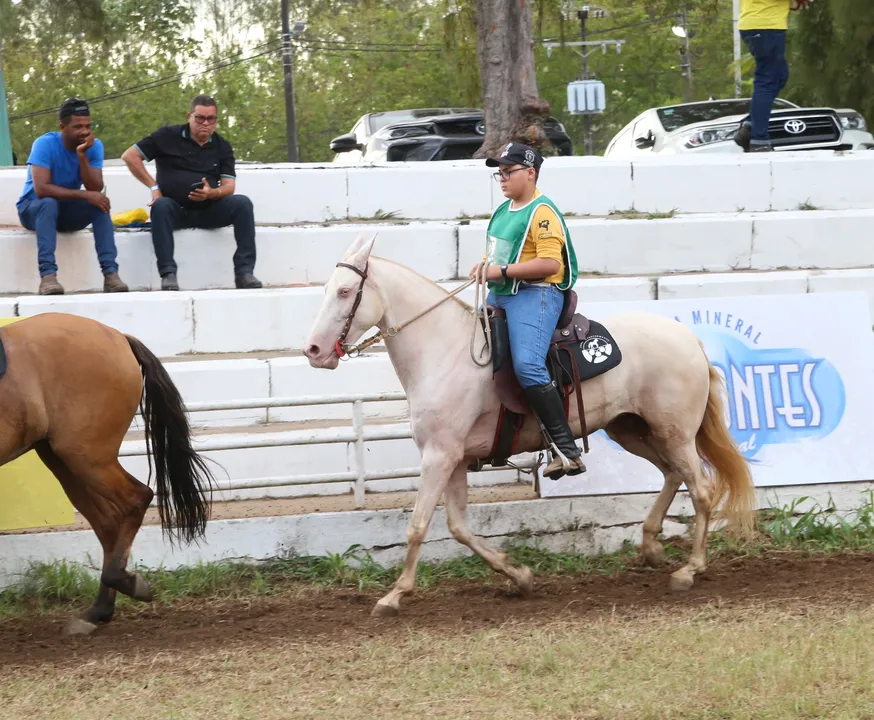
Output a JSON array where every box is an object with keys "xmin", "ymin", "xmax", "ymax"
[{"xmin": 3, "ymin": 550, "xmax": 874, "ymax": 719}]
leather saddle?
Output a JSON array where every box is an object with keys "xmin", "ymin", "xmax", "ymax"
[{"xmin": 487, "ymin": 289, "xmax": 589, "ymax": 416}]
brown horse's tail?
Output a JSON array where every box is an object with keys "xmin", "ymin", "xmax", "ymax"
[
  {"xmin": 696, "ymin": 357, "xmax": 758, "ymax": 539},
  {"xmin": 126, "ymin": 335, "xmax": 214, "ymax": 545}
]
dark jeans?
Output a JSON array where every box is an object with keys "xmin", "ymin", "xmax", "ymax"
[
  {"xmin": 150, "ymin": 194, "xmax": 256, "ymax": 277},
  {"xmin": 17, "ymin": 196, "xmax": 119, "ymax": 277},
  {"xmin": 741, "ymin": 29, "xmax": 789, "ymax": 144}
]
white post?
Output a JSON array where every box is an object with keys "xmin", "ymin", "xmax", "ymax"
[
  {"xmin": 733, "ymin": 0, "xmax": 742, "ymax": 97},
  {"xmin": 352, "ymin": 399, "xmax": 366, "ymax": 508}
]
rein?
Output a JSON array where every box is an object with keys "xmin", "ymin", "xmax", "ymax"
[{"xmin": 333, "ymin": 261, "xmax": 494, "ymax": 366}]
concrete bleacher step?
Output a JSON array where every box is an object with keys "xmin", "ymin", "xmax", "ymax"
[
  {"xmin": 3, "ymin": 208, "xmax": 874, "ymax": 295},
  {"xmin": 4, "ymin": 267, "xmax": 874, "ymax": 357},
  {"xmin": 3, "ymin": 153, "xmax": 874, "ymax": 227}
]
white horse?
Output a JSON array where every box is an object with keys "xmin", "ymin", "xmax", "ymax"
[{"xmin": 304, "ymin": 234, "xmax": 756, "ymax": 617}]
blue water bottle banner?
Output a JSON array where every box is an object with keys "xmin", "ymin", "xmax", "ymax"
[{"xmin": 542, "ymin": 291, "xmax": 874, "ymax": 498}]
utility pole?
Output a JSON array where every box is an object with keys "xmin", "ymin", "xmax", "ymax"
[
  {"xmin": 545, "ymin": 3, "xmax": 622, "ymax": 155},
  {"xmin": 577, "ymin": 6, "xmax": 592, "ymax": 156},
  {"xmin": 280, "ymin": 4, "xmax": 305, "ymax": 163},
  {"xmin": 0, "ymin": 55, "xmax": 13, "ymax": 167},
  {"xmin": 680, "ymin": 3, "xmax": 694, "ymax": 102}
]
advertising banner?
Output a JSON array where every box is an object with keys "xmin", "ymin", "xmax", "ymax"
[{"xmin": 540, "ymin": 292, "xmax": 874, "ymax": 498}]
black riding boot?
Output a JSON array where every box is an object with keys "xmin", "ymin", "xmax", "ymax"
[{"xmin": 524, "ymin": 381, "xmax": 586, "ymax": 480}]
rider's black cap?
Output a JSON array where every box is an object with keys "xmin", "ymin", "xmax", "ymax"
[{"xmin": 485, "ymin": 142, "xmax": 543, "ymax": 171}]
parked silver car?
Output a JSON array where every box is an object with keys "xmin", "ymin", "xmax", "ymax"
[{"xmin": 604, "ymin": 98, "xmax": 874, "ymax": 158}]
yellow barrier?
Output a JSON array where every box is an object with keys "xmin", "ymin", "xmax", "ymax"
[{"xmin": 0, "ymin": 318, "xmax": 75, "ymax": 530}]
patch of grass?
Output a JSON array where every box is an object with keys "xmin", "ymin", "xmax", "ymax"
[
  {"xmin": 646, "ymin": 208, "xmax": 677, "ymax": 219},
  {"xmin": 797, "ymin": 200, "xmax": 819, "ymax": 211},
  {"xmin": 758, "ymin": 491, "xmax": 874, "ymax": 552},
  {"xmin": 5, "ymin": 494, "xmax": 874, "ymax": 617},
  {"xmin": 0, "ymin": 561, "xmax": 100, "ymax": 616},
  {"xmin": 606, "ymin": 207, "xmax": 677, "ymax": 220}
]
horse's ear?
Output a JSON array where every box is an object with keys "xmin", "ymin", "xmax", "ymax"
[
  {"xmin": 348, "ymin": 232, "xmax": 378, "ymax": 270},
  {"xmin": 343, "ymin": 233, "xmax": 367, "ymax": 260}
]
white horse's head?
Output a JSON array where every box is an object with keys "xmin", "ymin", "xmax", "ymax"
[{"xmin": 303, "ymin": 233, "xmax": 384, "ymax": 369}]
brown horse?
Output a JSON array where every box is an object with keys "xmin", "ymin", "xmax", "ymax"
[{"xmin": 0, "ymin": 313, "xmax": 214, "ymax": 635}]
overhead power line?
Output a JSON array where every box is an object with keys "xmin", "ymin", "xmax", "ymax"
[{"xmin": 9, "ymin": 42, "xmax": 282, "ymax": 122}]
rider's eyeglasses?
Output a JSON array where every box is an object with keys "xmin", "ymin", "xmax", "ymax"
[
  {"xmin": 193, "ymin": 114, "xmax": 218, "ymax": 125},
  {"xmin": 492, "ymin": 167, "xmax": 528, "ymax": 182}
]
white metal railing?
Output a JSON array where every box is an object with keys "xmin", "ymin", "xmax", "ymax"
[{"xmin": 121, "ymin": 392, "xmax": 536, "ymax": 507}]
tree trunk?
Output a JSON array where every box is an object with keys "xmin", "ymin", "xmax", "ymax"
[{"xmin": 473, "ymin": 0, "xmax": 551, "ymax": 159}]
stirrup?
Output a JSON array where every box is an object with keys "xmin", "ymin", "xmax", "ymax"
[{"xmin": 544, "ymin": 445, "xmax": 586, "ymax": 481}]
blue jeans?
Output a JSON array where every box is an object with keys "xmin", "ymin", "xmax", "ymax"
[
  {"xmin": 17, "ymin": 196, "xmax": 119, "ymax": 277},
  {"xmin": 741, "ymin": 29, "xmax": 789, "ymax": 144},
  {"xmin": 487, "ymin": 284, "xmax": 563, "ymax": 388}
]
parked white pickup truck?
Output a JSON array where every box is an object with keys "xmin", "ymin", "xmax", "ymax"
[{"xmin": 604, "ymin": 98, "xmax": 874, "ymax": 158}]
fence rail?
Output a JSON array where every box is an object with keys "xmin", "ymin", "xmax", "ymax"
[{"xmin": 122, "ymin": 392, "xmax": 535, "ymax": 507}]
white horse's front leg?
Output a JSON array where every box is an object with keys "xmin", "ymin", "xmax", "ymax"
[
  {"xmin": 372, "ymin": 448, "xmax": 458, "ymax": 617},
  {"xmin": 444, "ymin": 460, "xmax": 534, "ymax": 594}
]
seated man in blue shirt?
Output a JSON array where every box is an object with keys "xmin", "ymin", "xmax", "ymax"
[
  {"xmin": 15, "ymin": 98, "xmax": 128, "ymax": 295},
  {"xmin": 121, "ymin": 94, "xmax": 261, "ymax": 291}
]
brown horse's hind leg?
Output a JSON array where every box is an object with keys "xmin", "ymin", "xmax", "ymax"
[{"xmin": 35, "ymin": 442, "xmax": 154, "ymax": 634}]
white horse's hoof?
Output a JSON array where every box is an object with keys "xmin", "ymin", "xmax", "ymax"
[
  {"xmin": 669, "ymin": 570, "xmax": 695, "ymax": 592},
  {"xmin": 65, "ymin": 618, "xmax": 99, "ymax": 636},
  {"xmin": 371, "ymin": 602, "xmax": 400, "ymax": 618},
  {"xmin": 642, "ymin": 544, "xmax": 666, "ymax": 568},
  {"xmin": 516, "ymin": 566, "xmax": 535, "ymax": 596}
]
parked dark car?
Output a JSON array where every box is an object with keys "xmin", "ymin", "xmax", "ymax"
[{"xmin": 329, "ymin": 108, "xmax": 573, "ymax": 163}]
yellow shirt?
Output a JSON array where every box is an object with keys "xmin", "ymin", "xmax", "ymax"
[
  {"xmin": 739, "ymin": 0, "xmax": 790, "ymax": 31},
  {"xmin": 518, "ymin": 194, "xmax": 566, "ymax": 284},
  {"xmin": 483, "ymin": 189, "xmax": 568, "ymax": 285}
]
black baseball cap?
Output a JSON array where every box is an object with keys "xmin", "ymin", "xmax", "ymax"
[
  {"xmin": 485, "ymin": 142, "xmax": 543, "ymax": 171},
  {"xmin": 59, "ymin": 98, "xmax": 90, "ymax": 122}
]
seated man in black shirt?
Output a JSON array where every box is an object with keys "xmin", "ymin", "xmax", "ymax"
[{"xmin": 121, "ymin": 94, "xmax": 261, "ymax": 290}]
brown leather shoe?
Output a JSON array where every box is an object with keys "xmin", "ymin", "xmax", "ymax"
[
  {"xmin": 103, "ymin": 272, "xmax": 129, "ymax": 293},
  {"xmin": 235, "ymin": 273, "xmax": 262, "ymax": 289},
  {"xmin": 38, "ymin": 274, "xmax": 64, "ymax": 295},
  {"xmin": 544, "ymin": 455, "xmax": 586, "ymax": 480}
]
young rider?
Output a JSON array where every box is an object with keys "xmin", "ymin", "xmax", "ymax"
[{"xmin": 469, "ymin": 142, "xmax": 586, "ymax": 480}]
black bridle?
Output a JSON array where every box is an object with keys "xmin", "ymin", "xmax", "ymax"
[{"xmin": 334, "ymin": 261, "xmax": 369, "ymax": 358}]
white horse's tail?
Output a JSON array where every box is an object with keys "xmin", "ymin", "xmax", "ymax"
[{"xmin": 696, "ymin": 358, "xmax": 758, "ymax": 539}]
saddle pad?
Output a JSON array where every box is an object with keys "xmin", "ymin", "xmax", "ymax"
[{"xmin": 551, "ymin": 319, "xmax": 622, "ymax": 386}]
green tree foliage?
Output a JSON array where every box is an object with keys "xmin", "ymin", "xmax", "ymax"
[
  {"xmin": 2, "ymin": 0, "xmax": 870, "ymax": 163},
  {"xmin": 789, "ymin": 1, "xmax": 874, "ymax": 124}
]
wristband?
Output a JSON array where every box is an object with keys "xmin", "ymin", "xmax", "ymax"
[
  {"xmin": 149, "ymin": 185, "xmax": 159, "ymax": 192},
  {"xmin": 501, "ymin": 264, "xmax": 509, "ymax": 281}
]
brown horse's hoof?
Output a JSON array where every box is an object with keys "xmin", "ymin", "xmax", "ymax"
[{"xmin": 132, "ymin": 573, "xmax": 153, "ymax": 602}]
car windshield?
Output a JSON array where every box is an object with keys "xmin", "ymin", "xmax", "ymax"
[
  {"xmin": 657, "ymin": 99, "xmax": 796, "ymax": 132},
  {"xmin": 368, "ymin": 108, "xmax": 481, "ymax": 133}
]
